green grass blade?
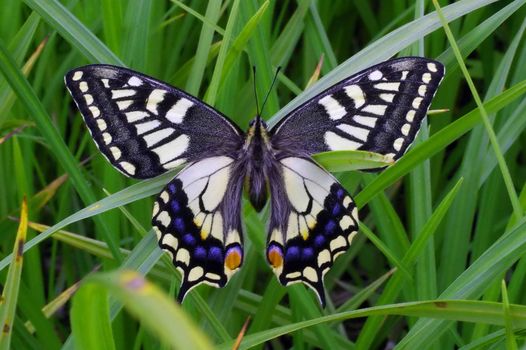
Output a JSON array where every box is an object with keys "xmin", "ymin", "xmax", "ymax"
[
  {"xmin": 355, "ymin": 80, "xmax": 526, "ymax": 208},
  {"xmin": 72, "ymin": 270, "xmax": 214, "ymax": 350},
  {"xmin": 501, "ymin": 280, "xmax": 518, "ymax": 350},
  {"xmin": 71, "ymin": 282, "xmax": 115, "ymax": 350},
  {"xmin": 0, "ymin": 199, "xmax": 28, "ymax": 350},
  {"xmin": 218, "ymin": 300, "xmax": 526, "ymax": 350},
  {"xmin": 22, "ymin": 0, "xmax": 123, "ymax": 65}
]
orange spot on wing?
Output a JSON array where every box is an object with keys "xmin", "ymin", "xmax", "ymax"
[
  {"xmin": 225, "ymin": 250, "xmax": 242, "ymax": 270},
  {"xmin": 268, "ymin": 249, "xmax": 283, "ymax": 268}
]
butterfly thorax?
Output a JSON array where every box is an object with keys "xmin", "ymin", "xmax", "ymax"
[{"xmin": 243, "ymin": 115, "xmax": 273, "ymax": 212}]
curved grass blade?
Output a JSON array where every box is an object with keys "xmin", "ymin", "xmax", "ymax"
[
  {"xmin": 71, "ymin": 270, "xmax": 214, "ymax": 350},
  {"xmin": 218, "ymin": 300, "xmax": 526, "ymax": 350},
  {"xmin": 314, "ymin": 150, "xmax": 394, "ymax": 172}
]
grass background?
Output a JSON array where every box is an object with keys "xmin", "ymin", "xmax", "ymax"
[{"xmin": 1, "ymin": 0, "xmax": 526, "ymax": 349}]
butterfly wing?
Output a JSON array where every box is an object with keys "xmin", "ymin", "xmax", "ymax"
[
  {"xmin": 65, "ymin": 65, "xmax": 243, "ymax": 179},
  {"xmin": 266, "ymin": 157, "xmax": 358, "ymax": 306},
  {"xmin": 271, "ymin": 57, "xmax": 444, "ymax": 162},
  {"xmin": 152, "ymin": 156, "xmax": 245, "ymax": 301}
]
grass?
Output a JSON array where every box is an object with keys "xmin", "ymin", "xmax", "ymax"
[{"xmin": 0, "ymin": 0, "xmax": 526, "ymax": 349}]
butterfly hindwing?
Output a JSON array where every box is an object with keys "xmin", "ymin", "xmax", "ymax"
[
  {"xmin": 271, "ymin": 57, "xmax": 445, "ymax": 163},
  {"xmin": 266, "ymin": 157, "xmax": 359, "ymax": 306},
  {"xmin": 152, "ymin": 156, "xmax": 244, "ymax": 301},
  {"xmin": 65, "ymin": 65, "xmax": 243, "ymax": 179}
]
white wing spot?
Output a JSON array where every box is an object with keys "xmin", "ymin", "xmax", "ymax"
[
  {"xmin": 112, "ymin": 89, "xmax": 136, "ymax": 99},
  {"xmin": 101, "ymin": 79, "xmax": 110, "ymax": 88},
  {"xmin": 126, "ymin": 111, "xmax": 149, "ymax": 122},
  {"xmin": 344, "ymin": 84, "xmax": 365, "ymax": 108},
  {"xmin": 422, "ymin": 73, "xmax": 432, "ymax": 83},
  {"xmin": 102, "ymin": 132, "xmax": 112, "ymax": 144},
  {"xmin": 84, "ymin": 94, "xmax": 93, "ymax": 105},
  {"xmin": 401, "ymin": 123, "xmax": 411, "ymax": 136},
  {"xmin": 324, "ymin": 131, "xmax": 361, "ymax": 150},
  {"xmin": 72, "ymin": 71, "xmax": 83, "ymax": 81},
  {"xmin": 368, "ymin": 70, "xmax": 383, "ymax": 80},
  {"xmin": 120, "ymin": 161, "xmax": 136, "ymax": 175},
  {"xmin": 286, "ymin": 272, "xmax": 301, "ymax": 279},
  {"xmin": 157, "ymin": 211, "xmax": 171, "ymax": 227},
  {"xmin": 128, "ymin": 76, "xmax": 143, "ymax": 86},
  {"xmin": 146, "ymin": 89, "xmax": 166, "ymax": 115},
  {"xmin": 110, "ymin": 146, "xmax": 121, "ymax": 160},
  {"xmin": 317, "ymin": 249, "xmax": 331, "ymax": 267},
  {"xmin": 117, "ymin": 100, "xmax": 133, "ymax": 110},
  {"xmin": 303, "ymin": 267, "xmax": 318, "ymax": 282},
  {"xmin": 401, "ymin": 71, "xmax": 409, "ymax": 80},
  {"xmin": 330, "ymin": 236, "xmax": 347, "ymax": 251},
  {"xmin": 393, "ymin": 137, "xmax": 404, "ymax": 151},
  {"xmin": 385, "ymin": 152, "xmax": 396, "ymax": 160},
  {"xmin": 343, "ymin": 196, "xmax": 352, "ymax": 207},
  {"xmin": 319, "ymin": 95, "xmax": 346, "ymax": 120},
  {"xmin": 166, "ymin": 98, "xmax": 194, "ymax": 124},
  {"xmin": 160, "ymin": 191, "xmax": 169, "ymax": 203},
  {"xmin": 188, "ymin": 266, "xmax": 204, "ymax": 282},
  {"xmin": 152, "ymin": 134, "xmax": 189, "ymax": 164},
  {"xmin": 135, "ymin": 120, "xmax": 160, "ymax": 135},
  {"xmin": 380, "ymin": 93, "xmax": 395, "ymax": 102},
  {"xmin": 427, "ymin": 63, "xmax": 438, "ymax": 72},
  {"xmin": 352, "ymin": 207, "xmax": 358, "ymax": 220},
  {"xmin": 96, "ymin": 119, "xmax": 107, "ymax": 131},
  {"xmin": 362, "ymin": 104, "xmax": 387, "ymax": 115},
  {"xmin": 176, "ymin": 248, "xmax": 190, "ymax": 265},
  {"xmin": 336, "ymin": 124, "xmax": 370, "ymax": 142},
  {"xmin": 353, "ymin": 115, "xmax": 377, "ymax": 128},
  {"xmin": 79, "ymin": 81, "xmax": 88, "ymax": 92},
  {"xmin": 162, "ymin": 234, "xmax": 178, "ymax": 251},
  {"xmin": 374, "ymin": 82, "xmax": 400, "ymax": 91},
  {"xmin": 406, "ymin": 110, "xmax": 416, "ymax": 122},
  {"xmin": 412, "ymin": 97, "xmax": 422, "ymax": 109},
  {"xmin": 206, "ymin": 273, "xmax": 221, "ymax": 281},
  {"xmin": 418, "ymin": 85, "xmax": 427, "ymax": 96},
  {"xmin": 339, "ymin": 216, "xmax": 353, "ymax": 231},
  {"xmin": 89, "ymin": 106, "xmax": 100, "ymax": 118},
  {"xmin": 144, "ymin": 128, "xmax": 175, "ymax": 147}
]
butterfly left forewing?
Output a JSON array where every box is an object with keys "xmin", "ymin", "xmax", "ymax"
[
  {"xmin": 152, "ymin": 156, "xmax": 244, "ymax": 301},
  {"xmin": 266, "ymin": 157, "xmax": 358, "ymax": 306},
  {"xmin": 65, "ymin": 65, "xmax": 243, "ymax": 179}
]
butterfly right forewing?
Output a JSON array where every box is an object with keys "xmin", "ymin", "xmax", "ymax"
[{"xmin": 271, "ymin": 57, "xmax": 445, "ymax": 164}]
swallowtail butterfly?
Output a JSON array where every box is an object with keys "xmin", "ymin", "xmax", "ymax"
[{"xmin": 65, "ymin": 57, "xmax": 444, "ymax": 306}]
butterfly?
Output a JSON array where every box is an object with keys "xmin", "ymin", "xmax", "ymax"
[{"xmin": 65, "ymin": 57, "xmax": 444, "ymax": 306}]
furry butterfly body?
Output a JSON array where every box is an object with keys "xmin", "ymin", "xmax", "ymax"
[{"xmin": 65, "ymin": 57, "xmax": 444, "ymax": 306}]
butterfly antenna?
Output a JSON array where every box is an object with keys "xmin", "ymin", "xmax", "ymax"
[
  {"xmin": 260, "ymin": 66, "xmax": 281, "ymax": 117},
  {"xmin": 252, "ymin": 66, "xmax": 260, "ymax": 116}
]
